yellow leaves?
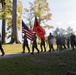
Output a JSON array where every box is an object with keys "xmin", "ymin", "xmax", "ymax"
[
  {"xmin": 44, "ymin": 13, "xmax": 52, "ymax": 21},
  {"xmin": 43, "ymin": 24, "xmax": 54, "ymax": 29},
  {"xmin": 1, "ymin": 0, "xmax": 22, "ymax": 29},
  {"xmin": 34, "ymin": 11, "xmax": 38, "ymax": 16},
  {"xmin": 17, "ymin": 16, "xmax": 22, "ymax": 29},
  {"xmin": 2, "ymin": 2, "xmax": 12, "ymax": 20},
  {"xmin": 17, "ymin": 5, "xmax": 22, "ymax": 15},
  {"xmin": 6, "ymin": 17, "xmax": 12, "ymax": 25},
  {"xmin": 17, "ymin": 0, "xmax": 22, "ymax": 15},
  {"xmin": 2, "ymin": 0, "xmax": 12, "ymax": 19},
  {"xmin": 45, "ymin": 3, "xmax": 48, "ymax": 8},
  {"xmin": 48, "ymin": 13, "xmax": 52, "ymax": 17},
  {"xmin": 5, "ymin": 0, "xmax": 9, "ymax": 3},
  {"xmin": 17, "ymin": 0, "xmax": 22, "ymax": 29},
  {"xmin": 5, "ymin": 12, "xmax": 10, "ymax": 17},
  {"xmin": 39, "ymin": 10, "xmax": 42, "ymax": 16},
  {"xmin": 31, "ymin": 0, "xmax": 52, "ymax": 23},
  {"xmin": 34, "ymin": 0, "xmax": 39, "ymax": 4},
  {"xmin": 4, "ymin": 0, "xmax": 12, "ymax": 9}
]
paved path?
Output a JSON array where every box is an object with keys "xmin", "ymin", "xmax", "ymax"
[
  {"xmin": 0, "ymin": 48, "xmax": 74, "ymax": 60},
  {"xmin": 0, "ymin": 53, "xmax": 29, "ymax": 60}
]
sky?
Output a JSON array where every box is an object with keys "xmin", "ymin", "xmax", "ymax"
[
  {"xmin": 0, "ymin": 0, "xmax": 76, "ymax": 42},
  {"xmin": 21, "ymin": 0, "xmax": 76, "ymax": 34},
  {"xmin": 0, "ymin": 0, "xmax": 76, "ymax": 33}
]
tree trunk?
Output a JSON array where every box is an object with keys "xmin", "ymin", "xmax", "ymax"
[
  {"xmin": 9, "ymin": 0, "xmax": 20, "ymax": 44},
  {"xmin": 2, "ymin": 20, "xmax": 6, "ymax": 43},
  {"xmin": 1, "ymin": 0, "xmax": 6, "ymax": 44}
]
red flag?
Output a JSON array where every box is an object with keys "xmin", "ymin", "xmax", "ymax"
[
  {"xmin": 33, "ymin": 17, "xmax": 45, "ymax": 40},
  {"xmin": 22, "ymin": 20, "xmax": 34, "ymax": 41}
]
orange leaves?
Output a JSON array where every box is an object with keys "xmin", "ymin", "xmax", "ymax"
[
  {"xmin": 43, "ymin": 24, "xmax": 54, "ymax": 29},
  {"xmin": 44, "ymin": 13, "xmax": 52, "ymax": 20}
]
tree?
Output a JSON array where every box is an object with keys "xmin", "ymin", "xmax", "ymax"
[
  {"xmin": 23, "ymin": 8, "xmax": 34, "ymax": 29},
  {"xmin": 9, "ymin": 0, "xmax": 22, "ymax": 43},
  {"xmin": 60, "ymin": 28, "xmax": 66, "ymax": 35},
  {"xmin": 0, "ymin": 0, "xmax": 12, "ymax": 43},
  {"xmin": 6, "ymin": 0, "xmax": 22, "ymax": 43},
  {"xmin": 30, "ymin": 0, "xmax": 52, "ymax": 24},
  {"xmin": 66, "ymin": 26, "xmax": 74, "ymax": 37},
  {"xmin": 23, "ymin": 0, "xmax": 52, "ymax": 44},
  {"xmin": 0, "ymin": 0, "xmax": 6, "ymax": 43},
  {"xmin": 0, "ymin": 0, "xmax": 22, "ymax": 44},
  {"xmin": 23, "ymin": 0, "xmax": 52, "ymax": 29}
]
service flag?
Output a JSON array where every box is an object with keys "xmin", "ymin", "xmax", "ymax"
[{"xmin": 33, "ymin": 17, "xmax": 45, "ymax": 40}]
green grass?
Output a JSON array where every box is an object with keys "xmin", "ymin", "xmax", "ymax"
[
  {"xmin": 3, "ymin": 44, "xmax": 22, "ymax": 54},
  {"xmin": 0, "ymin": 44, "xmax": 76, "ymax": 75},
  {"xmin": 2, "ymin": 44, "xmax": 57, "ymax": 54}
]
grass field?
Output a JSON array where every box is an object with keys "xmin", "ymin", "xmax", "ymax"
[
  {"xmin": 0, "ymin": 44, "xmax": 76, "ymax": 75},
  {"xmin": 2, "ymin": 44, "xmax": 22, "ymax": 54},
  {"xmin": 2, "ymin": 44, "xmax": 57, "ymax": 54}
]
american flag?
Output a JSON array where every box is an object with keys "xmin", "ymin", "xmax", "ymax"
[{"xmin": 22, "ymin": 20, "xmax": 34, "ymax": 41}]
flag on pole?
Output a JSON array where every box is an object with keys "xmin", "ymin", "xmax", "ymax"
[
  {"xmin": 22, "ymin": 20, "xmax": 34, "ymax": 41},
  {"xmin": 33, "ymin": 17, "xmax": 45, "ymax": 40}
]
